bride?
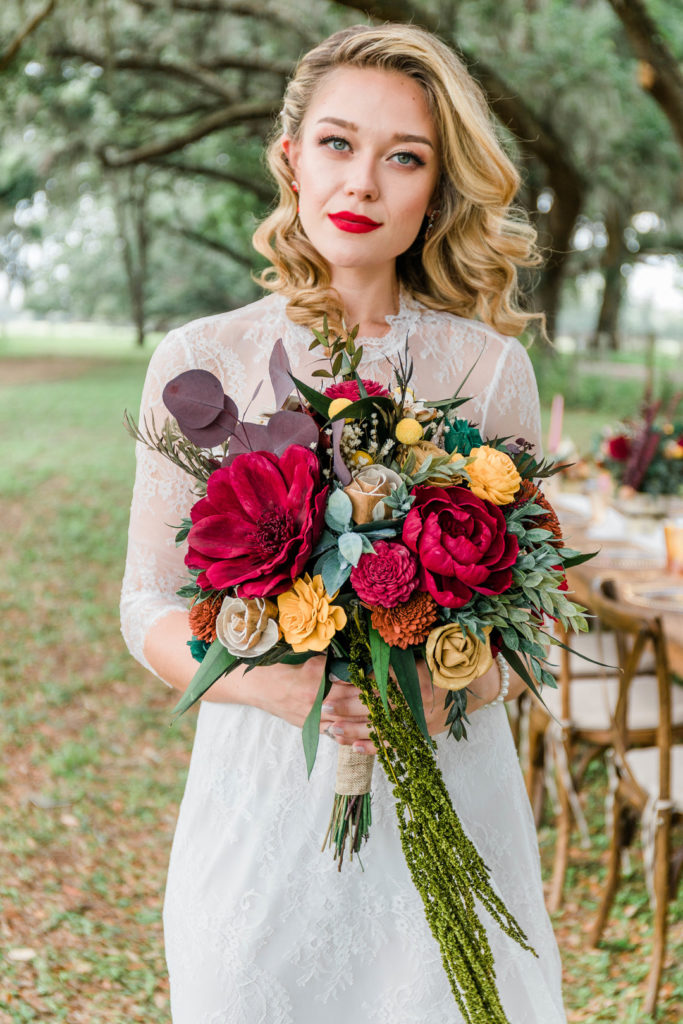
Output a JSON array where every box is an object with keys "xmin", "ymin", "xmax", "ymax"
[{"xmin": 121, "ymin": 22, "xmax": 566, "ymax": 1024}]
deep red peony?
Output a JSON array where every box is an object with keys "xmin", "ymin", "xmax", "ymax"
[
  {"xmin": 402, "ymin": 485, "xmax": 518, "ymax": 608},
  {"xmin": 185, "ymin": 444, "xmax": 327, "ymax": 597},
  {"xmin": 324, "ymin": 379, "xmax": 391, "ymax": 402},
  {"xmin": 607, "ymin": 435, "xmax": 631, "ymax": 461},
  {"xmin": 350, "ymin": 540, "xmax": 419, "ymax": 607}
]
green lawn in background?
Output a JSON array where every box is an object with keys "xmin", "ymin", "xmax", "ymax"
[{"xmin": 1, "ymin": 327, "xmax": 681, "ymax": 1022}]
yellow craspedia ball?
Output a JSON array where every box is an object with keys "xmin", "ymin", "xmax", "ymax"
[
  {"xmin": 396, "ymin": 417, "xmax": 423, "ymax": 445},
  {"xmin": 328, "ymin": 397, "xmax": 353, "ymax": 419},
  {"xmin": 351, "ymin": 450, "xmax": 373, "ymax": 467}
]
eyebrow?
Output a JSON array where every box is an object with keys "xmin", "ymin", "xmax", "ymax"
[{"xmin": 315, "ymin": 117, "xmax": 434, "ymax": 149}]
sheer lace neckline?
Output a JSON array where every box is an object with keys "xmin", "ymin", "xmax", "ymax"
[{"xmin": 273, "ymin": 287, "xmax": 423, "ymax": 361}]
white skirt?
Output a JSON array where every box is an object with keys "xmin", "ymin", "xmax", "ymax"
[{"xmin": 164, "ymin": 701, "xmax": 566, "ymax": 1024}]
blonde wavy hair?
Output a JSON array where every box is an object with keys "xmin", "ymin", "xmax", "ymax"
[{"xmin": 252, "ymin": 23, "xmax": 544, "ymax": 338}]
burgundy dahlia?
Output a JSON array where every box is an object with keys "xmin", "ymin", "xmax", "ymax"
[
  {"xmin": 185, "ymin": 444, "xmax": 327, "ymax": 597},
  {"xmin": 350, "ymin": 541, "xmax": 419, "ymax": 607},
  {"xmin": 324, "ymin": 379, "xmax": 391, "ymax": 402},
  {"xmin": 402, "ymin": 485, "xmax": 518, "ymax": 608}
]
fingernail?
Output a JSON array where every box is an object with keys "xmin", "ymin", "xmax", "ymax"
[
  {"xmin": 352, "ymin": 743, "xmax": 366, "ymax": 753},
  {"xmin": 330, "ymin": 725, "xmax": 345, "ymax": 736},
  {"xmin": 321, "ymin": 703, "xmax": 335, "ymax": 714}
]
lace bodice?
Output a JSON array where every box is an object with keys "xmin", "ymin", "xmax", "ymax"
[{"xmin": 120, "ymin": 290, "xmax": 542, "ymax": 676}]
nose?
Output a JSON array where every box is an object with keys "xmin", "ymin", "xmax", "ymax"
[{"xmin": 344, "ymin": 158, "xmax": 379, "ymax": 202}]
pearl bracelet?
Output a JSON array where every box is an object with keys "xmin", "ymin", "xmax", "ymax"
[{"xmin": 485, "ymin": 657, "xmax": 510, "ymax": 708}]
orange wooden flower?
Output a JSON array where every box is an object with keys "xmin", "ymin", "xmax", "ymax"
[
  {"xmin": 369, "ymin": 591, "xmax": 439, "ymax": 649},
  {"xmin": 189, "ymin": 595, "xmax": 223, "ymax": 643}
]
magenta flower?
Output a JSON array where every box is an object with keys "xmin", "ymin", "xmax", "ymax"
[
  {"xmin": 402, "ymin": 485, "xmax": 518, "ymax": 608},
  {"xmin": 324, "ymin": 379, "xmax": 391, "ymax": 402},
  {"xmin": 185, "ymin": 445, "xmax": 327, "ymax": 597},
  {"xmin": 350, "ymin": 541, "xmax": 419, "ymax": 608}
]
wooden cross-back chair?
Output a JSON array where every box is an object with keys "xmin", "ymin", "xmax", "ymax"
[
  {"xmin": 588, "ymin": 579, "xmax": 683, "ymax": 1018},
  {"xmin": 524, "ymin": 610, "xmax": 680, "ymax": 913}
]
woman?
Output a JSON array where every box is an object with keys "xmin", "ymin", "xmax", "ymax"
[{"xmin": 121, "ymin": 23, "xmax": 566, "ymax": 1024}]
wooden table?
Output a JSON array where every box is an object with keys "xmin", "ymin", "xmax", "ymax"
[{"xmin": 565, "ymin": 547, "xmax": 683, "ymax": 677}]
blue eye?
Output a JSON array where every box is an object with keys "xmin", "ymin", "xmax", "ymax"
[
  {"xmin": 320, "ymin": 135, "xmax": 350, "ymax": 152},
  {"xmin": 392, "ymin": 151, "xmax": 424, "ymax": 167}
]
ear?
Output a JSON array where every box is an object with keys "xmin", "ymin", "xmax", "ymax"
[{"xmin": 281, "ymin": 135, "xmax": 301, "ymax": 176}]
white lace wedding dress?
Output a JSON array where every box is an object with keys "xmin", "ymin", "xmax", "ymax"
[{"xmin": 120, "ymin": 290, "xmax": 567, "ymax": 1024}]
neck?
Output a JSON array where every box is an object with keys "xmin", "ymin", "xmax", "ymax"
[{"xmin": 330, "ymin": 265, "xmax": 400, "ymax": 338}]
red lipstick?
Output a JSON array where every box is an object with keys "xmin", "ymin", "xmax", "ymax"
[{"xmin": 329, "ymin": 211, "xmax": 381, "ymax": 234}]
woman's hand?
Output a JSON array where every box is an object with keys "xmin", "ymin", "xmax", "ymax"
[
  {"xmin": 322, "ymin": 658, "xmax": 505, "ymax": 755},
  {"xmin": 248, "ymin": 655, "xmax": 330, "ymax": 729}
]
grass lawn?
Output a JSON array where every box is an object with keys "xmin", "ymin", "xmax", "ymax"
[{"xmin": 1, "ymin": 329, "xmax": 681, "ymax": 1022}]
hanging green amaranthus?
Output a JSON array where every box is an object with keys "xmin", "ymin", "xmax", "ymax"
[{"xmin": 348, "ymin": 616, "xmax": 536, "ymax": 1024}]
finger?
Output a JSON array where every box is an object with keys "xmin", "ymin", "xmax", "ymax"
[
  {"xmin": 329, "ymin": 720, "xmax": 373, "ymax": 744},
  {"xmin": 322, "ymin": 695, "xmax": 367, "ymax": 719}
]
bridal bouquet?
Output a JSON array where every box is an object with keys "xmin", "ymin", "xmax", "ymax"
[{"xmin": 126, "ymin": 323, "xmax": 591, "ymax": 1024}]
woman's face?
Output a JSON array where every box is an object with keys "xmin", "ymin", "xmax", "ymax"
[{"xmin": 283, "ymin": 66, "xmax": 440, "ymax": 278}]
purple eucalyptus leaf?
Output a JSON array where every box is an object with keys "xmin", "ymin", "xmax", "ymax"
[
  {"xmin": 267, "ymin": 410, "xmax": 319, "ymax": 456},
  {"xmin": 332, "ymin": 419, "xmax": 352, "ymax": 486},
  {"xmin": 269, "ymin": 338, "xmax": 294, "ymax": 410},
  {"xmin": 178, "ymin": 419, "xmax": 236, "ymax": 448},
  {"xmin": 222, "ymin": 421, "xmax": 271, "ymax": 466},
  {"xmin": 163, "ymin": 370, "xmax": 226, "ymax": 429}
]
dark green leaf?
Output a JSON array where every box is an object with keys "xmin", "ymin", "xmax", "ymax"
[
  {"xmin": 289, "ymin": 374, "xmax": 330, "ymax": 416},
  {"xmin": 302, "ymin": 655, "xmax": 333, "ymax": 778},
  {"xmin": 172, "ymin": 641, "xmax": 239, "ymax": 719},
  {"xmin": 389, "ymin": 646, "xmax": 432, "ymax": 746},
  {"xmin": 561, "ymin": 549, "xmax": 600, "ymax": 568},
  {"xmin": 368, "ymin": 621, "xmax": 391, "ymax": 715},
  {"xmin": 311, "ymin": 369, "xmax": 333, "ymax": 378}
]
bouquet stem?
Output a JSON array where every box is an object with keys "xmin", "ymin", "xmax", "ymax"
[{"xmin": 323, "ymin": 747, "xmax": 373, "ymax": 870}]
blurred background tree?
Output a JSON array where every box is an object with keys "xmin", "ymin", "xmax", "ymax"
[{"xmin": 0, "ymin": 0, "xmax": 681, "ymax": 345}]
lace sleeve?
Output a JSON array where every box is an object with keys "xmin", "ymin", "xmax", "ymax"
[
  {"xmin": 479, "ymin": 338, "xmax": 543, "ymax": 457},
  {"xmin": 120, "ymin": 326, "xmax": 197, "ymax": 681}
]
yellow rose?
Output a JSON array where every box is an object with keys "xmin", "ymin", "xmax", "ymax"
[
  {"xmin": 466, "ymin": 446, "xmax": 521, "ymax": 504},
  {"xmin": 277, "ymin": 574, "xmax": 347, "ymax": 653},
  {"xmin": 425, "ymin": 624, "xmax": 493, "ymax": 691},
  {"xmin": 401, "ymin": 440, "xmax": 464, "ymax": 486}
]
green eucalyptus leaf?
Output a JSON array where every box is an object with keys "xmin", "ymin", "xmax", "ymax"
[
  {"xmin": 325, "ymin": 488, "xmax": 353, "ymax": 532},
  {"xmin": 338, "ymin": 531, "xmax": 363, "ymax": 566}
]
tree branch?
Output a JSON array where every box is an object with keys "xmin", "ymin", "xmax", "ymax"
[
  {"xmin": 606, "ymin": 0, "xmax": 683, "ymax": 150},
  {"xmin": 158, "ymin": 221, "xmax": 255, "ymax": 268},
  {"xmin": 99, "ymin": 98, "xmax": 279, "ymax": 167},
  {"xmin": 51, "ymin": 42, "xmax": 293, "ymax": 84},
  {"xmin": 131, "ymin": 0, "xmax": 320, "ymax": 44},
  {"xmin": 50, "ymin": 44, "xmax": 238, "ymax": 102},
  {"xmin": 148, "ymin": 158, "xmax": 274, "ymax": 203},
  {"xmin": 0, "ymin": 0, "xmax": 57, "ymax": 72}
]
